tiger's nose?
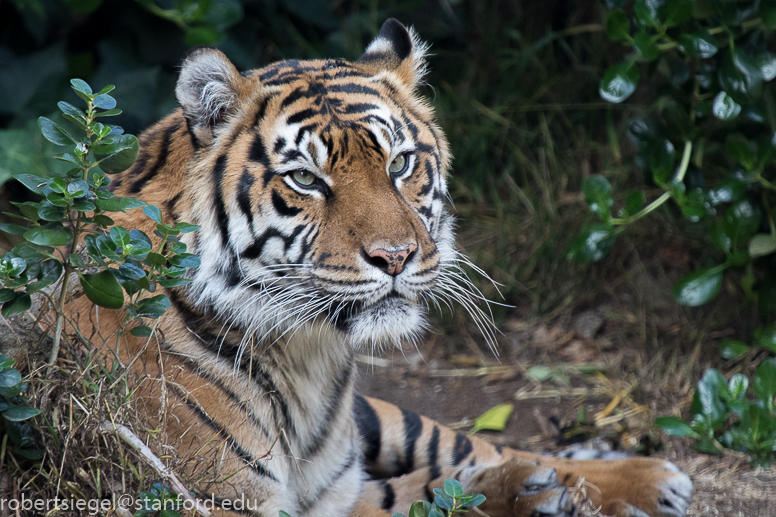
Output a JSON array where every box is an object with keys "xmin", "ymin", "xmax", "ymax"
[{"xmin": 363, "ymin": 243, "xmax": 418, "ymax": 276}]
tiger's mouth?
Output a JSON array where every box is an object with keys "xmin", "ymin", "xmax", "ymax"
[{"xmin": 326, "ymin": 289, "xmax": 425, "ymax": 343}]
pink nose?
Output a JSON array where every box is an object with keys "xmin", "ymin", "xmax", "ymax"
[{"xmin": 365, "ymin": 244, "xmax": 418, "ymax": 276}]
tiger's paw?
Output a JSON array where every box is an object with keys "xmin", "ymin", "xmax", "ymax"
[
  {"xmin": 573, "ymin": 457, "xmax": 693, "ymax": 517},
  {"xmin": 458, "ymin": 460, "xmax": 574, "ymax": 517}
]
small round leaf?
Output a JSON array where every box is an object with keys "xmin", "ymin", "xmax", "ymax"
[
  {"xmin": 599, "ymin": 62, "xmax": 640, "ymax": 103},
  {"xmin": 673, "ymin": 267, "xmax": 723, "ymax": 306}
]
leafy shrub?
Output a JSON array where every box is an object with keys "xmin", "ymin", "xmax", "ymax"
[
  {"xmin": 0, "ymin": 353, "xmax": 42, "ymax": 461},
  {"xmin": 392, "ymin": 479, "xmax": 486, "ymax": 517},
  {"xmin": 568, "ymin": 0, "xmax": 776, "ymax": 462},
  {"xmin": 0, "ymin": 78, "xmax": 200, "ymax": 360},
  {"xmin": 134, "ymin": 483, "xmax": 187, "ymax": 517},
  {"xmin": 656, "ymin": 358, "xmax": 776, "ymax": 466}
]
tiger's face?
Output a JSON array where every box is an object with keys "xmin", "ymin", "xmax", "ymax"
[{"xmin": 176, "ymin": 20, "xmax": 468, "ymax": 349}]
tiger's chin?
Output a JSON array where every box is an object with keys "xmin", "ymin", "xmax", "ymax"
[{"xmin": 336, "ymin": 295, "xmax": 428, "ymax": 348}]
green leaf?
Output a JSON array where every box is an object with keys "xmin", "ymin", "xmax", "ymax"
[
  {"xmin": 582, "ymin": 174, "xmax": 613, "ymax": 220},
  {"xmin": 174, "ymin": 222, "xmax": 200, "ymax": 234},
  {"xmin": 133, "ymin": 294, "xmax": 171, "ymax": 319},
  {"xmin": 93, "ymin": 93, "xmax": 116, "ymax": 110},
  {"xmin": 444, "ymin": 479, "xmax": 464, "ymax": 498},
  {"xmin": 129, "ymin": 325, "xmax": 153, "ymax": 337},
  {"xmin": 634, "ymin": 0, "xmax": 659, "ymax": 27},
  {"xmin": 37, "ymin": 117, "xmax": 76, "ymax": 146},
  {"xmin": 0, "ymin": 223, "xmax": 28, "ymax": 236},
  {"xmin": 159, "ymin": 278, "xmax": 192, "ymax": 288},
  {"xmin": 2, "ymin": 293, "xmax": 31, "ymax": 318},
  {"xmin": 184, "ymin": 26, "xmax": 221, "ymax": 46},
  {"xmin": 673, "ymin": 267, "xmax": 724, "ymax": 306},
  {"xmin": 93, "ymin": 108, "xmax": 123, "ymax": 118},
  {"xmin": 567, "ymin": 223, "xmax": 617, "ymax": 263},
  {"xmin": 94, "ymin": 135, "xmax": 139, "ymax": 174},
  {"xmin": 723, "ymin": 199, "xmax": 762, "ymax": 245},
  {"xmin": 709, "ymin": 178, "xmax": 746, "ymax": 206},
  {"xmin": 460, "ymin": 494, "xmax": 486, "ymax": 508},
  {"xmin": 599, "ymin": 62, "xmax": 640, "ymax": 104},
  {"xmin": 70, "ymin": 78, "xmax": 92, "ymax": 101},
  {"xmin": 729, "ymin": 374, "xmax": 749, "ymax": 399},
  {"xmin": 119, "ymin": 263, "xmax": 147, "ymax": 281},
  {"xmin": 692, "ymin": 368, "xmax": 729, "ymax": 424},
  {"xmin": 110, "ymin": 226, "xmax": 131, "ymax": 248},
  {"xmin": 2, "ymin": 406, "xmax": 41, "ymax": 422},
  {"xmin": 79, "ymin": 271, "xmax": 125, "ymax": 309},
  {"xmin": 664, "ymin": 0, "xmax": 693, "ymax": 26},
  {"xmin": 37, "ymin": 204, "xmax": 66, "ymax": 222},
  {"xmin": 749, "ymin": 234, "xmax": 776, "ymax": 258},
  {"xmin": 95, "ymin": 196, "xmax": 146, "ymax": 212},
  {"xmin": 634, "ymin": 31, "xmax": 659, "ymax": 61},
  {"xmin": 712, "ymin": 91, "xmax": 741, "ymax": 121},
  {"xmin": 606, "ymin": 10, "xmax": 631, "ymax": 41},
  {"xmin": 23, "ymin": 223, "xmax": 73, "ymax": 247},
  {"xmin": 755, "ymin": 52, "xmax": 776, "ymax": 82},
  {"xmin": 0, "ymin": 368, "xmax": 21, "ymax": 388},
  {"xmin": 143, "ymin": 205, "xmax": 163, "ymax": 224},
  {"xmin": 408, "ymin": 503, "xmax": 430, "ymax": 517},
  {"xmin": 470, "ymin": 403, "xmax": 514, "ymax": 434},
  {"xmin": 11, "ymin": 172, "xmax": 48, "ymax": 195},
  {"xmin": 57, "ymin": 101, "xmax": 85, "ymax": 121},
  {"xmin": 27, "ymin": 259, "xmax": 63, "ymax": 293},
  {"xmin": 655, "ymin": 416, "xmax": 700, "ymax": 438},
  {"xmin": 753, "ymin": 358, "xmax": 776, "ymax": 406},
  {"xmin": 756, "ymin": 325, "xmax": 776, "ymax": 354},
  {"xmin": 719, "ymin": 48, "xmax": 764, "ymax": 104},
  {"xmin": 646, "ymin": 138, "xmax": 676, "ymax": 184},
  {"xmin": 167, "ymin": 253, "xmax": 201, "ymax": 268},
  {"xmin": 719, "ymin": 340, "xmax": 750, "ymax": 359}
]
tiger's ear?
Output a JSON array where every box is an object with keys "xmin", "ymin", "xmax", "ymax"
[
  {"xmin": 176, "ymin": 47, "xmax": 247, "ymax": 147},
  {"xmin": 357, "ymin": 19, "xmax": 428, "ymax": 90}
]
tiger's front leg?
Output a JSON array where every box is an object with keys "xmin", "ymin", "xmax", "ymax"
[{"xmin": 355, "ymin": 396, "xmax": 692, "ymax": 517}]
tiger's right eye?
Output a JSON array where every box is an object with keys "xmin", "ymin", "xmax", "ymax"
[{"xmin": 292, "ymin": 170, "xmax": 317, "ymax": 187}]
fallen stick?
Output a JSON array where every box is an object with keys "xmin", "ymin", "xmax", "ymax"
[{"xmin": 98, "ymin": 421, "xmax": 212, "ymax": 517}]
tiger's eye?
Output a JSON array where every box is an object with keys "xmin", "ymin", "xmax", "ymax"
[
  {"xmin": 388, "ymin": 154, "xmax": 407, "ymax": 174},
  {"xmin": 292, "ymin": 170, "xmax": 316, "ymax": 187}
]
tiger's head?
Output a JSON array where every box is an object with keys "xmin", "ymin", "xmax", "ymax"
[{"xmin": 175, "ymin": 20, "xmax": 489, "ymax": 350}]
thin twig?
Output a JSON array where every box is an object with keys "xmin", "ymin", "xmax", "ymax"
[{"xmin": 98, "ymin": 421, "xmax": 212, "ymax": 517}]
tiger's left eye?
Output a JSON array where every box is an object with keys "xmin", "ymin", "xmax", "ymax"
[
  {"xmin": 292, "ymin": 169, "xmax": 317, "ymax": 187},
  {"xmin": 388, "ymin": 154, "xmax": 408, "ymax": 175}
]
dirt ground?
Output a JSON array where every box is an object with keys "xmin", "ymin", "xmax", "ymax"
[{"xmin": 355, "ymin": 328, "xmax": 776, "ymax": 517}]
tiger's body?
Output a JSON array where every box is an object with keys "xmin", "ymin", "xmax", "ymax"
[{"xmin": 73, "ymin": 20, "xmax": 693, "ymax": 517}]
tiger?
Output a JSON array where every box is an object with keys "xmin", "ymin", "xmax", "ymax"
[{"xmin": 71, "ymin": 19, "xmax": 693, "ymax": 517}]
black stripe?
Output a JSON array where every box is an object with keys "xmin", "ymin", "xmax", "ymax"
[
  {"xmin": 280, "ymin": 86, "xmax": 307, "ymax": 108},
  {"xmin": 168, "ymin": 384, "xmax": 278, "ymax": 482},
  {"xmin": 354, "ymin": 395, "xmax": 381, "ymax": 466},
  {"xmin": 271, "ymin": 190, "xmax": 302, "ymax": 217},
  {"xmin": 401, "ymin": 408, "xmax": 423, "ymax": 474},
  {"xmin": 428, "ymin": 426, "xmax": 439, "ymax": 467},
  {"xmin": 343, "ymin": 103, "xmax": 378, "ymax": 115},
  {"xmin": 249, "ymin": 132, "xmax": 267, "ymax": 164},
  {"xmin": 129, "ymin": 123, "xmax": 178, "ymax": 194},
  {"xmin": 287, "ymin": 108, "xmax": 317, "ymax": 125},
  {"xmin": 430, "ymin": 463, "xmax": 441, "ymax": 480},
  {"xmin": 328, "ymin": 83, "xmax": 381, "ymax": 96},
  {"xmin": 495, "ymin": 444, "xmax": 503, "ymax": 455},
  {"xmin": 452, "ymin": 433, "xmax": 473, "ymax": 466},
  {"xmin": 241, "ymin": 225, "xmax": 304, "ymax": 260},
  {"xmin": 381, "ymin": 482, "xmax": 395, "ymax": 511},
  {"xmin": 212, "ymin": 154, "xmax": 229, "ymax": 247},
  {"xmin": 301, "ymin": 358, "xmax": 354, "ymax": 457},
  {"xmin": 242, "ymin": 228, "xmax": 282, "ymax": 260},
  {"xmin": 274, "ymin": 137, "xmax": 286, "ymax": 154},
  {"xmin": 237, "ymin": 169, "xmax": 256, "ymax": 225}
]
